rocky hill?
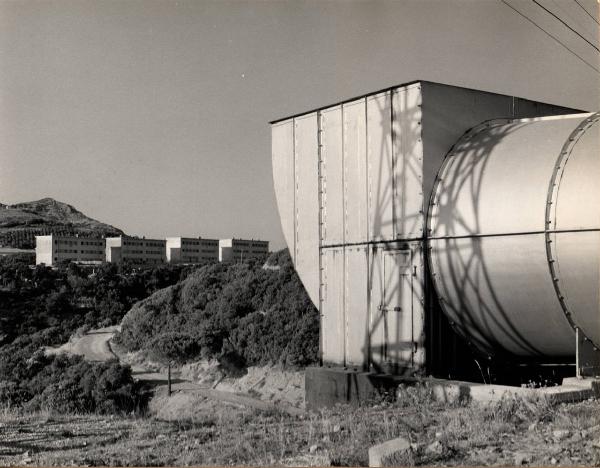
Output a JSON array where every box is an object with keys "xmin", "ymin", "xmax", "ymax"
[{"xmin": 0, "ymin": 198, "xmax": 124, "ymax": 249}]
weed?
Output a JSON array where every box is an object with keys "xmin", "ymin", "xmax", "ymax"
[{"xmin": 0, "ymin": 393, "xmax": 598, "ymax": 467}]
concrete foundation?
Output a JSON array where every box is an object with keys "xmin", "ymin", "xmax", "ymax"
[
  {"xmin": 305, "ymin": 367, "xmax": 409, "ymax": 409},
  {"xmin": 305, "ymin": 366, "xmax": 600, "ymax": 410}
]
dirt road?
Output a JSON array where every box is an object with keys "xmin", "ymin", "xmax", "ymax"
[
  {"xmin": 50, "ymin": 326, "xmax": 305, "ymax": 415},
  {"xmin": 72, "ymin": 325, "xmax": 120, "ymax": 361},
  {"xmin": 45, "ymin": 325, "xmax": 120, "ymax": 362}
]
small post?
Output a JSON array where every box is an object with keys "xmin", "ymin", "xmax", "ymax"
[{"xmin": 167, "ymin": 362, "xmax": 172, "ymax": 396}]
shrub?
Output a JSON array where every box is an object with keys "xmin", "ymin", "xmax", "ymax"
[
  {"xmin": 117, "ymin": 249, "xmax": 319, "ymax": 368},
  {"xmin": 21, "ymin": 354, "xmax": 145, "ymax": 414},
  {"xmin": 0, "ymin": 257, "xmax": 192, "ymax": 413},
  {"xmin": 147, "ymin": 332, "xmax": 202, "ymax": 365}
]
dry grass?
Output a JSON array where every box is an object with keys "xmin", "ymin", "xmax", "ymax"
[{"xmin": 0, "ymin": 388, "xmax": 599, "ymax": 466}]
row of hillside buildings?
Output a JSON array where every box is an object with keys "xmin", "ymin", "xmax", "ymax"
[{"xmin": 35, "ymin": 234, "xmax": 269, "ymax": 267}]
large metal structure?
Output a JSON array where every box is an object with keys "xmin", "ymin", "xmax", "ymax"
[
  {"xmin": 271, "ymin": 80, "xmax": 599, "ymax": 378},
  {"xmin": 429, "ymin": 112, "xmax": 600, "ymax": 376}
]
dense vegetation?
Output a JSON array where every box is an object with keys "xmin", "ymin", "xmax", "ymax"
[
  {"xmin": 116, "ymin": 249, "xmax": 319, "ymax": 369},
  {"xmin": 0, "ymin": 343, "xmax": 144, "ymax": 413},
  {"xmin": 0, "ymin": 255, "xmax": 197, "ymax": 411},
  {"xmin": 0, "ymin": 248, "xmax": 319, "ymax": 411},
  {"xmin": 0, "ymin": 255, "xmax": 196, "ymax": 346}
]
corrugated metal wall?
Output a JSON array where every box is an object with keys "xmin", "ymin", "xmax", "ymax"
[
  {"xmin": 272, "ymin": 82, "xmax": 427, "ymax": 370},
  {"xmin": 320, "ymin": 106, "xmax": 344, "ymax": 246},
  {"xmin": 367, "ymin": 92, "xmax": 394, "ymax": 242},
  {"xmin": 293, "ymin": 114, "xmax": 320, "ymax": 307},
  {"xmin": 392, "ymin": 86, "xmax": 424, "ymax": 239},
  {"xmin": 271, "ymin": 120, "xmax": 295, "ymax": 259}
]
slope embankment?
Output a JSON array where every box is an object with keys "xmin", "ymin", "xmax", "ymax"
[{"xmin": 48, "ymin": 325, "xmax": 306, "ymax": 414}]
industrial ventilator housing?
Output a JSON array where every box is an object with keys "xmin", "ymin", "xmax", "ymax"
[{"xmin": 270, "ymin": 80, "xmax": 600, "ymax": 402}]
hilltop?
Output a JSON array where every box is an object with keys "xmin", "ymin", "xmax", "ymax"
[{"xmin": 0, "ymin": 198, "xmax": 124, "ymax": 249}]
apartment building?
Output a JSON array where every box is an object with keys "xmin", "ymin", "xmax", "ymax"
[
  {"xmin": 165, "ymin": 237, "xmax": 219, "ymax": 264},
  {"xmin": 105, "ymin": 236, "xmax": 166, "ymax": 265},
  {"xmin": 35, "ymin": 234, "xmax": 269, "ymax": 266},
  {"xmin": 35, "ymin": 234, "xmax": 105, "ymax": 266},
  {"xmin": 219, "ymin": 238, "xmax": 269, "ymax": 262}
]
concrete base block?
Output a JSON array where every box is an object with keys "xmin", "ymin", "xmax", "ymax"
[
  {"xmin": 368, "ymin": 436, "xmax": 411, "ymax": 467},
  {"xmin": 417, "ymin": 376, "xmax": 599, "ymax": 404},
  {"xmin": 305, "ymin": 366, "xmax": 408, "ymax": 410},
  {"xmin": 305, "ymin": 366, "xmax": 600, "ymax": 409}
]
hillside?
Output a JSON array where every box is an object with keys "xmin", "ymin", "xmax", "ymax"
[
  {"xmin": 116, "ymin": 250, "xmax": 319, "ymax": 369},
  {"xmin": 0, "ymin": 198, "xmax": 124, "ymax": 248}
]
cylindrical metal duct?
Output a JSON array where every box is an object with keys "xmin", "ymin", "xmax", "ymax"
[{"xmin": 427, "ymin": 113, "xmax": 599, "ymax": 359}]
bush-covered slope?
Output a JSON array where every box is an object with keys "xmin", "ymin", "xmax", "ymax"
[
  {"xmin": 0, "ymin": 255, "xmax": 195, "ymax": 412},
  {"xmin": 0, "ymin": 338, "xmax": 144, "ymax": 413},
  {"xmin": 0, "ymin": 198, "xmax": 124, "ymax": 248},
  {"xmin": 116, "ymin": 250, "xmax": 319, "ymax": 368}
]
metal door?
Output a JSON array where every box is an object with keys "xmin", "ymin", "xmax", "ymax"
[{"xmin": 381, "ymin": 249, "xmax": 414, "ymax": 369}]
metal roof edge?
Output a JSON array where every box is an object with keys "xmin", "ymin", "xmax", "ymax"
[
  {"xmin": 269, "ymin": 79, "xmax": 423, "ymax": 124},
  {"xmin": 269, "ymin": 79, "xmax": 587, "ymax": 125}
]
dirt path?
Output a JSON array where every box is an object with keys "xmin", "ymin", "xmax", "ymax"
[
  {"xmin": 185, "ymin": 387, "xmax": 305, "ymax": 416},
  {"xmin": 44, "ymin": 325, "xmax": 120, "ymax": 362},
  {"xmin": 48, "ymin": 326, "xmax": 305, "ymax": 415},
  {"xmin": 71, "ymin": 325, "xmax": 120, "ymax": 362},
  {"xmin": 102, "ymin": 330, "xmax": 306, "ymax": 415}
]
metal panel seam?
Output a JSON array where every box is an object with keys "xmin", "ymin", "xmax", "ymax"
[
  {"xmin": 364, "ymin": 97, "xmax": 371, "ymax": 369},
  {"xmin": 365, "ymin": 97, "xmax": 369, "ymax": 244},
  {"xmin": 391, "ymin": 90, "xmax": 397, "ymax": 240},
  {"xmin": 292, "ymin": 118, "xmax": 297, "ymax": 264},
  {"xmin": 341, "ymin": 104, "xmax": 347, "ymax": 367},
  {"xmin": 317, "ymin": 110, "xmax": 324, "ymax": 365}
]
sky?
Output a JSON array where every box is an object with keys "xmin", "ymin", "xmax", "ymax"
[{"xmin": 0, "ymin": 0, "xmax": 598, "ymax": 250}]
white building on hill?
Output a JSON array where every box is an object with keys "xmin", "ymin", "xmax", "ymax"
[
  {"xmin": 35, "ymin": 234, "xmax": 105, "ymax": 266},
  {"xmin": 219, "ymin": 238, "xmax": 269, "ymax": 262},
  {"xmin": 105, "ymin": 236, "xmax": 166, "ymax": 265},
  {"xmin": 165, "ymin": 237, "xmax": 219, "ymax": 264}
]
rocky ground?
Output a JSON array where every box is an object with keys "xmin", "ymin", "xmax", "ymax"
[{"xmin": 1, "ymin": 386, "xmax": 599, "ymax": 467}]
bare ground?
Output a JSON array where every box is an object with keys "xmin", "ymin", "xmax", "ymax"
[
  {"xmin": 1, "ymin": 389, "xmax": 599, "ymax": 467},
  {"xmin": 23, "ymin": 329, "xmax": 600, "ymax": 466}
]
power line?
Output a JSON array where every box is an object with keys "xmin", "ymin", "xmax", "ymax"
[
  {"xmin": 532, "ymin": 0, "xmax": 599, "ymax": 52},
  {"xmin": 500, "ymin": 0, "xmax": 600, "ymax": 74},
  {"xmin": 573, "ymin": 0, "xmax": 600, "ymax": 26},
  {"xmin": 551, "ymin": 0, "xmax": 599, "ymax": 40}
]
